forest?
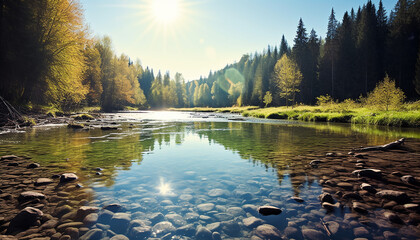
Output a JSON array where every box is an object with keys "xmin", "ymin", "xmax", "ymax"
[{"xmin": 0, "ymin": 0, "xmax": 419, "ymax": 112}]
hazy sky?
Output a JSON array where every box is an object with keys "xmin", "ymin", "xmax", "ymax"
[{"xmin": 80, "ymin": 0, "xmax": 397, "ymax": 81}]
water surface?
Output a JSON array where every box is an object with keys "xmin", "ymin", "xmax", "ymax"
[{"xmin": 0, "ymin": 111, "xmax": 419, "ymax": 239}]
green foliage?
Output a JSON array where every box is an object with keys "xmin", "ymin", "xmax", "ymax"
[
  {"xmin": 316, "ymin": 94, "xmax": 334, "ymax": 106},
  {"xmin": 73, "ymin": 114, "xmax": 94, "ymax": 120},
  {"xmin": 263, "ymin": 91, "xmax": 273, "ymax": 107},
  {"xmin": 366, "ymin": 75, "xmax": 405, "ymax": 111},
  {"xmin": 274, "ymin": 55, "xmax": 303, "ymax": 107}
]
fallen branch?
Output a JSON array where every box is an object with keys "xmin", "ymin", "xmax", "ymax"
[
  {"xmin": 320, "ymin": 218, "xmax": 332, "ymax": 237},
  {"xmin": 353, "ymin": 138, "xmax": 405, "ymax": 152}
]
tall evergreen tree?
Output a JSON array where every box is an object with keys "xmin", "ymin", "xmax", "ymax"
[{"xmin": 279, "ymin": 35, "xmax": 291, "ymax": 57}]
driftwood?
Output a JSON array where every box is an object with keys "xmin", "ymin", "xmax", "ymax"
[
  {"xmin": 320, "ymin": 218, "xmax": 332, "ymax": 237},
  {"xmin": 353, "ymin": 138, "xmax": 405, "ymax": 152},
  {"xmin": 0, "ymin": 96, "xmax": 24, "ymax": 129}
]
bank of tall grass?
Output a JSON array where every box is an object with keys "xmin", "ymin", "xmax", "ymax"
[{"xmin": 171, "ymin": 102, "xmax": 420, "ymax": 128}]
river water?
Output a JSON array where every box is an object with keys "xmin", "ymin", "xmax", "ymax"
[{"xmin": 0, "ymin": 111, "xmax": 419, "ymax": 239}]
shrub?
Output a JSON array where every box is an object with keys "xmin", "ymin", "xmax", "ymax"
[{"xmin": 366, "ymin": 75, "xmax": 405, "ymax": 111}]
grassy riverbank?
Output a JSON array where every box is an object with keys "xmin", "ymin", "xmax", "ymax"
[{"xmin": 170, "ymin": 104, "xmax": 420, "ymax": 127}]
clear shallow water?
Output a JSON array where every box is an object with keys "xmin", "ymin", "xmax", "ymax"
[{"xmin": 0, "ymin": 111, "xmax": 419, "ymax": 239}]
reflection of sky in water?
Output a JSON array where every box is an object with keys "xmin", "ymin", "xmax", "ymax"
[{"xmin": 1, "ymin": 112, "xmax": 419, "ymax": 238}]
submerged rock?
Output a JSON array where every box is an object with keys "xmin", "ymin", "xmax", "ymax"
[
  {"xmin": 352, "ymin": 169, "xmax": 382, "ymax": 179},
  {"xmin": 401, "ymin": 175, "xmax": 418, "ymax": 185},
  {"xmin": 27, "ymin": 163, "xmax": 40, "ymax": 168},
  {"xmin": 257, "ymin": 206, "xmax": 282, "ymax": 216},
  {"xmin": 254, "ymin": 224, "xmax": 282, "ymax": 240},
  {"xmin": 319, "ymin": 193, "xmax": 334, "ymax": 204},
  {"xmin": 35, "ymin": 178, "xmax": 54, "ymax": 186},
  {"xmin": 376, "ymin": 190, "xmax": 410, "ymax": 203},
  {"xmin": 360, "ymin": 183, "xmax": 376, "ymax": 193},
  {"xmin": 60, "ymin": 173, "xmax": 78, "ymax": 183},
  {"xmin": 18, "ymin": 191, "xmax": 46, "ymax": 202},
  {"xmin": 7, "ymin": 207, "xmax": 43, "ymax": 234},
  {"xmin": 152, "ymin": 221, "xmax": 175, "ymax": 236},
  {"xmin": 195, "ymin": 226, "xmax": 212, "ymax": 240},
  {"xmin": 243, "ymin": 217, "xmax": 265, "ymax": 228},
  {"xmin": 301, "ymin": 228, "xmax": 326, "ymax": 240}
]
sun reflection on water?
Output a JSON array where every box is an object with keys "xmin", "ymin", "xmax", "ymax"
[{"xmin": 157, "ymin": 178, "xmax": 172, "ymax": 195}]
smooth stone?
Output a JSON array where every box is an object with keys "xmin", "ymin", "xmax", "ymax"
[
  {"xmin": 165, "ymin": 213, "xmax": 186, "ymax": 227},
  {"xmin": 360, "ymin": 183, "xmax": 376, "ymax": 193},
  {"xmin": 98, "ymin": 210, "xmax": 114, "ymax": 224},
  {"xmin": 64, "ymin": 227, "xmax": 79, "ymax": 239},
  {"xmin": 383, "ymin": 231, "xmax": 399, "ymax": 240},
  {"xmin": 1, "ymin": 155, "xmax": 18, "ymax": 160},
  {"xmin": 179, "ymin": 194, "xmax": 193, "ymax": 202},
  {"xmin": 302, "ymin": 229, "xmax": 326, "ymax": 240},
  {"xmin": 40, "ymin": 219, "xmax": 59, "ymax": 230},
  {"xmin": 401, "ymin": 175, "xmax": 418, "ymax": 185},
  {"xmin": 404, "ymin": 203, "xmax": 419, "ymax": 211},
  {"xmin": 7, "ymin": 162, "xmax": 18, "ymax": 166},
  {"xmin": 221, "ymin": 220, "xmax": 241, "ymax": 237},
  {"xmin": 35, "ymin": 178, "xmax": 54, "ymax": 186},
  {"xmin": 254, "ymin": 224, "xmax": 282, "ymax": 240},
  {"xmin": 353, "ymin": 226, "xmax": 369, "ymax": 237},
  {"xmin": 352, "ymin": 169, "xmax": 382, "ymax": 178},
  {"xmin": 290, "ymin": 196, "xmax": 304, "ymax": 203},
  {"xmin": 352, "ymin": 202, "xmax": 369, "ymax": 214},
  {"xmin": 197, "ymin": 203, "xmax": 215, "ymax": 212},
  {"xmin": 226, "ymin": 207, "xmax": 245, "ymax": 217},
  {"xmin": 195, "ymin": 226, "xmax": 212, "ymax": 240},
  {"xmin": 7, "ymin": 207, "xmax": 43, "ymax": 234},
  {"xmin": 83, "ymin": 213, "xmax": 98, "ymax": 227},
  {"xmin": 149, "ymin": 212, "xmax": 164, "ymax": 224},
  {"xmin": 284, "ymin": 226, "xmax": 300, "ymax": 239},
  {"xmin": 53, "ymin": 205, "xmax": 73, "ymax": 217},
  {"xmin": 384, "ymin": 212, "xmax": 404, "ymax": 224},
  {"xmin": 199, "ymin": 215, "xmax": 212, "ymax": 222},
  {"xmin": 18, "ymin": 191, "xmax": 46, "ymax": 202},
  {"xmin": 383, "ymin": 201, "xmax": 398, "ymax": 209},
  {"xmin": 76, "ymin": 206, "xmax": 100, "ymax": 221},
  {"xmin": 257, "ymin": 206, "xmax": 282, "ymax": 216},
  {"xmin": 376, "ymin": 190, "xmax": 410, "ymax": 203},
  {"xmin": 110, "ymin": 235, "xmax": 129, "ymax": 240},
  {"xmin": 206, "ymin": 222, "xmax": 221, "ymax": 232},
  {"xmin": 60, "ymin": 173, "xmax": 78, "ymax": 183},
  {"xmin": 152, "ymin": 221, "xmax": 175, "ymax": 236},
  {"xmin": 309, "ymin": 160, "xmax": 322, "ymax": 165},
  {"xmin": 129, "ymin": 226, "xmax": 151, "ymax": 240},
  {"xmin": 319, "ymin": 193, "xmax": 334, "ymax": 203},
  {"xmin": 56, "ymin": 222, "xmax": 84, "ymax": 231},
  {"xmin": 110, "ymin": 213, "xmax": 131, "ymax": 234},
  {"xmin": 243, "ymin": 217, "xmax": 265, "ymax": 228},
  {"xmin": 208, "ymin": 188, "xmax": 229, "ymax": 197},
  {"xmin": 326, "ymin": 221, "xmax": 340, "ymax": 234},
  {"xmin": 343, "ymin": 192, "xmax": 362, "ymax": 200},
  {"xmin": 103, "ymin": 203, "xmax": 124, "ymax": 213},
  {"xmin": 80, "ymin": 228, "xmax": 103, "ymax": 240},
  {"xmin": 175, "ymin": 224, "xmax": 195, "ymax": 235},
  {"xmin": 336, "ymin": 182, "xmax": 354, "ymax": 190},
  {"xmin": 27, "ymin": 163, "xmax": 40, "ymax": 168},
  {"xmin": 212, "ymin": 232, "xmax": 222, "ymax": 240}
]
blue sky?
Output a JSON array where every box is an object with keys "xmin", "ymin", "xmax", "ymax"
[{"xmin": 80, "ymin": 0, "xmax": 397, "ymax": 81}]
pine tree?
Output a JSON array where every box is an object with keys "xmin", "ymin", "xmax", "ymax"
[{"xmin": 279, "ymin": 35, "xmax": 290, "ymax": 57}]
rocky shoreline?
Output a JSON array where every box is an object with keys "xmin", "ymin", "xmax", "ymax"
[{"xmin": 0, "ymin": 139, "xmax": 419, "ymax": 240}]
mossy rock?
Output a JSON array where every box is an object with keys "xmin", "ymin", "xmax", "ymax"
[{"xmin": 74, "ymin": 114, "xmax": 94, "ymax": 120}]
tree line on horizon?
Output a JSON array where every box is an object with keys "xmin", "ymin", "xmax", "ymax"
[{"xmin": 0, "ymin": 0, "xmax": 419, "ymax": 112}]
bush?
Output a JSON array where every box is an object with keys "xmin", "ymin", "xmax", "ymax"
[{"xmin": 366, "ymin": 75, "xmax": 405, "ymax": 111}]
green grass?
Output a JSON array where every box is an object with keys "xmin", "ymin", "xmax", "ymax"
[{"xmin": 171, "ymin": 104, "xmax": 420, "ymax": 128}]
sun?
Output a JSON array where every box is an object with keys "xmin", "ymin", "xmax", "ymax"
[{"xmin": 151, "ymin": 0, "xmax": 179, "ymax": 24}]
